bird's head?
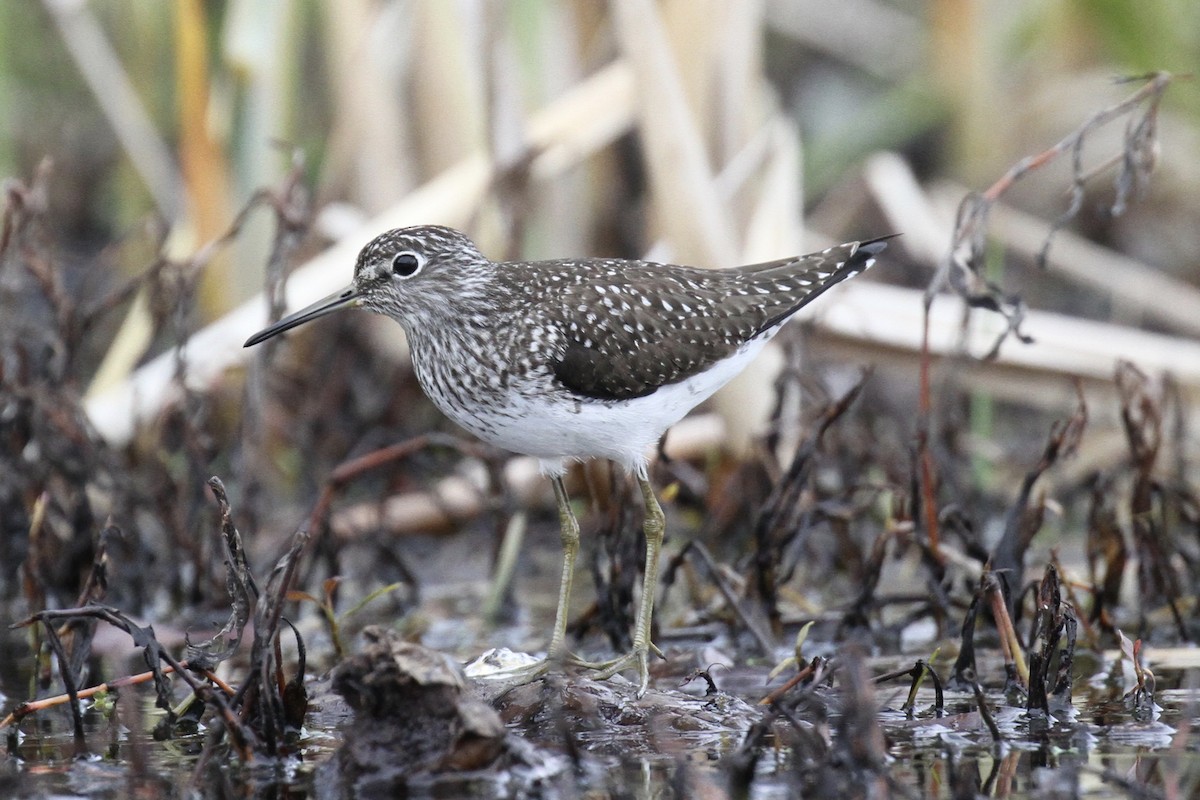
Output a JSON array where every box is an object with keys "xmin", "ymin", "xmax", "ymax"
[{"xmin": 244, "ymin": 225, "xmax": 491, "ymax": 347}]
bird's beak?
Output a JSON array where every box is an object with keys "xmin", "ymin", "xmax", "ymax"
[{"xmin": 244, "ymin": 285, "xmax": 362, "ymax": 347}]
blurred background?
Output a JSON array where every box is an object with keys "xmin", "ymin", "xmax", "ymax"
[
  {"xmin": 3, "ymin": 1, "xmax": 1200, "ymax": 792},
  {"xmin": 3, "ymin": 0, "xmax": 1196, "ymax": 307}
]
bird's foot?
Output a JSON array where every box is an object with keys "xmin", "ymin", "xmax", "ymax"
[{"xmin": 571, "ymin": 642, "xmax": 665, "ymax": 697}]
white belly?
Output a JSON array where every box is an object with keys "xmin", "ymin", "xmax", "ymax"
[{"xmin": 443, "ymin": 335, "xmax": 772, "ymax": 476}]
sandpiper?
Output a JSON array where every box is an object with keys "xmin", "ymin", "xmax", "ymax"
[{"xmin": 245, "ymin": 225, "xmax": 889, "ymax": 695}]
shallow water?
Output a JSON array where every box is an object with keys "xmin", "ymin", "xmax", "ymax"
[
  {"xmin": 3, "ymin": 647, "xmax": 1197, "ymax": 799},
  {"xmin": 3, "ymin": 518, "xmax": 1197, "ymax": 798}
]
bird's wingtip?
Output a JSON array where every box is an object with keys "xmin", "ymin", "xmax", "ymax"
[{"xmin": 859, "ymin": 232, "xmax": 901, "ymax": 255}]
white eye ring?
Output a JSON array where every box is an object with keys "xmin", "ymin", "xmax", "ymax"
[{"xmin": 391, "ymin": 250, "xmax": 423, "ymax": 278}]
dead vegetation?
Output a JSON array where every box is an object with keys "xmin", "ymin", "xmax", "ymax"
[{"xmin": 1, "ymin": 3, "xmax": 1198, "ymax": 798}]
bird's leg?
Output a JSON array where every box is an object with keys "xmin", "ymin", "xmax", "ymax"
[
  {"xmin": 545, "ymin": 474, "xmax": 580, "ymax": 660},
  {"xmin": 632, "ymin": 473, "xmax": 665, "ymax": 660},
  {"xmin": 474, "ymin": 475, "xmax": 579, "ymax": 685},
  {"xmin": 578, "ymin": 472, "xmax": 665, "ymax": 697}
]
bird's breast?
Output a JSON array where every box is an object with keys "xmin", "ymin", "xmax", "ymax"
[{"xmin": 405, "ymin": 323, "xmax": 556, "ymax": 440}]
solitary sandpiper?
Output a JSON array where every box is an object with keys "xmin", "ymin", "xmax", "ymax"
[{"xmin": 245, "ymin": 225, "xmax": 889, "ymax": 695}]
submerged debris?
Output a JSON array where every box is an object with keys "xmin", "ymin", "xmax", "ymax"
[{"xmin": 326, "ymin": 627, "xmax": 554, "ymax": 794}]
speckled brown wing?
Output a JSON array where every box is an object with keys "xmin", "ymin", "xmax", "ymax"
[
  {"xmin": 546, "ymin": 238, "xmax": 889, "ymax": 401},
  {"xmin": 548, "ymin": 265, "xmax": 752, "ymax": 401}
]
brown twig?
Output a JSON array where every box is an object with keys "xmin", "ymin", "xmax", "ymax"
[
  {"xmin": 751, "ymin": 370, "xmax": 871, "ymax": 636},
  {"xmin": 926, "ymin": 72, "xmax": 1174, "ymax": 361},
  {"xmin": 759, "ymin": 656, "xmax": 829, "ymax": 706}
]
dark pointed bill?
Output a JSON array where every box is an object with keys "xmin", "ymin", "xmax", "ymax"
[{"xmin": 244, "ymin": 285, "xmax": 361, "ymax": 347}]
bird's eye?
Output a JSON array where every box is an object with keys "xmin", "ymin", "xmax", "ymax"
[{"xmin": 391, "ymin": 251, "xmax": 422, "ymax": 277}]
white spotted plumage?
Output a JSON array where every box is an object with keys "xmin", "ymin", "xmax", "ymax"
[{"xmin": 348, "ymin": 225, "xmax": 889, "ymax": 477}]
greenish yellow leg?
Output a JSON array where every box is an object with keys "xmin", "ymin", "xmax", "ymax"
[
  {"xmin": 475, "ymin": 476, "xmax": 578, "ymax": 686},
  {"xmin": 632, "ymin": 474, "xmax": 665, "ymax": 659},
  {"xmin": 582, "ymin": 473, "xmax": 665, "ymax": 697},
  {"xmin": 545, "ymin": 475, "xmax": 580, "ymax": 660}
]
